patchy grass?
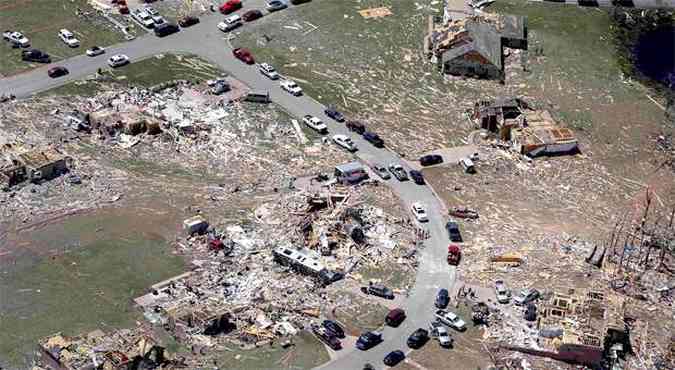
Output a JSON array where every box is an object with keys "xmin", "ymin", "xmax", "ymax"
[
  {"xmin": 358, "ymin": 263, "xmax": 414, "ymax": 290},
  {"xmin": 42, "ymin": 54, "xmax": 224, "ymax": 96},
  {"xmin": 0, "ymin": 208, "xmax": 186, "ymax": 369},
  {"xmin": 0, "ymin": 0, "xmax": 128, "ymax": 76}
]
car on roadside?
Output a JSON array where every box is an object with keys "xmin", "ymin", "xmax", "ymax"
[
  {"xmin": 291, "ymin": 0, "xmax": 312, "ymax": 4},
  {"xmin": 356, "ymin": 331, "xmax": 382, "ymax": 350},
  {"xmin": 445, "ymin": 221, "xmax": 462, "ymax": 242},
  {"xmin": 361, "ymin": 283, "xmax": 394, "ymax": 300},
  {"xmin": 86, "ymin": 46, "xmax": 105, "ymax": 57},
  {"xmin": 133, "ymin": 9, "xmax": 155, "ymax": 28},
  {"xmin": 152, "ymin": 15, "xmax": 166, "ymax": 27},
  {"xmin": 108, "ymin": 54, "xmax": 130, "ymax": 68},
  {"xmin": 514, "ymin": 288, "xmax": 540, "ymax": 306},
  {"xmin": 410, "ymin": 202, "xmax": 429, "ymax": 222},
  {"xmin": 322, "ymin": 320, "xmax": 345, "ymax": 339},
  {"xmin": 410, "ymin": 170, "xmax": 425, "ymax": 185},
  {"xmin": 243, "ymin": 9, "xmax": 264, "ymax": 22},
  {"xmin": 430, "ymin": 323, "xmax": 453, "ymax": 347},
  {"xmin": 144, "ymin": 6, "xmax": 159, "ymax": 16},
  {"xmin": 218, "ymin": 14, "xmax": 242, "ymax": 32},
  {"xmin": 58, "ymin": 29, "xmax": 80, "ymax": 47},
  {"xmin": 178, "ymin": 15, "xmax": 200, "ymax": 27},
  {"xmin": 371, "ymin": 164, "xmax": 390, "ymax": 180},
  {"xmin": 332, "ymin": 135, "xmax": 357, "ymax": 152},
  {"xmin": 259, "ymin": 63, "xmax": 279, "ymax": 79},
  {"xmin": 420, "ymin": 154, "xmax": 443, "ymax": 166},
  {"xmin": 280, "ymin": 79, "xmax": 303, "ymax": 96},
  {"xmin": 47, "ymin": 66, "xmax": 69, "ymax": 78},
  {"xmin": 266, "ymin": 0, "xmax": 288, "ymax": 12},
  {"xmin": 302, "ymin": 115, "xmax": 327, "ymax": 134},
  {"xmin": 3, "ymin": 30, "xmax": 30, "ymax": 47},
  {"xmin": 311, "ymin": 325, "xmax": 341, "ymax": 350},
  {"xmin": 383, "ymin": 350, "xmax": 405, "ymax": 367},
  {"xmin": 154, "ymin": 23, "xmax": 179, "ymax": 37},
  {"xmin": 21, "ymin": 49, "xmax": 50, "ymax": 63},
  {"xmin": 495, "ymin": 280, "xmax": 511, "ymax": 304},
  {"xmin": 324, "ymin": 107, "xmax": 345, "ymax": 122},
  {"xmin": 385, "ymin": 308, "xmax": 406, "ymax": 327},
  {"xmin": 407, "ymin": 328, "xmax": 429, "ymax": 349},
  {"xmin": 220, "ymin": 0, "xmax": 243, "ymax": 14},
  {"xmin": 345, "ymin": 120, "xmax": 365, "ymax": 134},
  {"xmin": 435, "ymin": 309, "xmax": 467, "ymax": 331},
  {"xmin": 435, "ymin": 288, "xmax": 449, "ymax": 309},
  {"xmin": 363, "ymin": 131, "xmax": 384, "ymax": 147},
  {"xmin": 388, "ymin": 164, "xmax": 408, "ymax": 181},
  {"xmin": 232, "ymin": 47, "xmax": 254, "ymax": 64}
]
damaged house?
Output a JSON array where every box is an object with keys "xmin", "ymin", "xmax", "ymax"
[
  {"xmin": 473, "ymin": 97, "xmax": 578, "ymax": 157},
  {"xmin": 426, "ymin": 14, "xmax": 528, "ymax": 80}
]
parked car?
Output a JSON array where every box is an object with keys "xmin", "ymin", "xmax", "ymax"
[
  {"xmin": 154, "ymin": 23, "xmax": 179, "ymax": 37},
  {"xmin": 445, "ymin": 221, "xmax": 462, "ymax": 242},
  {"xmin": 459, "ymin": 157, "xmax": 476, "ymax": 173},
  {"xmin": 290, "ymin": 0, "xmax": 312, "ymax": 4},
  {"xmin": 435, "ymin": 288, "xmax": 449, "ymax": 309},
  {"xmin": 383, "ymin": 350, "xmax": 405, "ymax": 367},
  {"xmin": 58, "ymin": 29, "xmax": 79, "ymax": 47},
  {"xmin": 144, "ymin": 6, "xmax": 159, "ymax": 16},
  {"xmin": 280, "ymin": 79, "xmax": 302, "ymax": 96},
  {"xmin": 302, "ymin": 115, "xmax": 327, "ymax": 134},
  {"xmin": 47, "ymin": 66, "xmax": 69, "ymax": 78},
  {"xmin": 388, "ymin": 164, "xmax": 408, "ymax": 181},
  {"xmin": 430, "ymin": 322, "xmax": 452, "ymax": 347},
  {"xmin": 356, "ymin": 331, "xmax": 382, "ymax": 350},
  {"xmin": 346, "ymin": 120, "xmax": 365, "ymax": 134},
  {"xmin": 218, "ymin": 14, "xmax": 242, "ymax": 32},
  {"xmin": 420, "ymin": 154, "xmax": 443, "ymax": 166},
  {"xmin": 410, "ymin": 170, "xmax": 425, "ymax": 185},
  {"xmin": 243, "ymin": 9, "xmax": 264, "ymax": 22},
  {"xmin": 3, "ymin": 30, "xmax": 30, "ymax": 47},
  {"xmin": 108, "ymin": 54, "xmax": 130, "ymax": 68},
  {"xmin": 21, "ymin": 49, "xmax": 50, "ymax": 63},
  {"xmin": 525, "ymin": 303, "xmax": 537, "ymax": 321},
  {"xmin": 220, "ymin": 0, "xmax": 242, "ymax": 14},
  {"xmin": 410, "ymin": 202, "xmax": 428, "ymax": 222},
  {"xmin": 514, "ymin": 288, "xmax": 540, "ymax": 306},
  {"xmin": 322, "ymin": 320, "xmax": 345, "ymax": 339},
  {"xmin": 435, "ymin": 309, "xmax": 467, "ymax": 331},
  {"xmin": 494, "ymin": 280, "xmax": 511, "ymax": 304},
  {"xmin": 361, "ymin": 283, "xmax": 394, "ymax": 300},
  {"xmin": 312, "ymin": 325, "xmax": 341, "ymax": 350},
  {"xmin": 259, "ymin": 63, "xmax": 279, "ymax": 79},
  {"xmin": 325, "ymin": 107, "xmax": 345, "ymax": 122},
  {"xmin": 266, "ymin": 0, "xmax": 288, "ymax": 11},
  {"xmin": 178, "ymin": 15, "xmax": 200, "ymax": 27},
  {"xmin": 232, "ymin": 47, "xmax": 254, "ymax": 64},
  {"xmin": 152, "ymin": 15, "xmax": 166, "ymax": 26},
  {"xmin": 371, "ymin": 164, "xmax": 390, "ymax": 180},
  {"xmin": 85, "ymin": 46, "xmax": 105, "ymax": 57},
  {"xmin": 385, "ymin": 308, "xmax": 406, "ymax": 327},
  {"xmin": 132, "ymin": 9, "xmax": 155, "ymax": 28},
  {"xmin": 407, "ymin": 328, "xmax": 429, "ymax": 349},
  {"xmin": 332, "ymin": 135, "xmax": 357, "ymax": 152},
  {"xmin": 363, "ymin": 131, "xmax": 384, "ymax": 147}
]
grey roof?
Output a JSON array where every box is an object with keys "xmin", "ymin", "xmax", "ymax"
[
  {"xmin": 467, "ymin": 21, "xmax": 502, "ymax": 69},
  {"xmin": 441, "ymin": 42, "xmax": 476, "ymax": 65},
  {"xmin": 498, "ymin": 14, "xmax": 527, "ymax": 41},
  {"xmin": 335, "ymin": 161, "xmax": 364, "ymax": 173}
]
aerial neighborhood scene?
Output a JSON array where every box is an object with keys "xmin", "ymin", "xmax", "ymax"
[{"xmin": 1, "ymin": 0, "xmax": 675, "ymax": 369}]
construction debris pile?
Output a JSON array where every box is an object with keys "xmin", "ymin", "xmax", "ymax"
[{"xmin": 130, "ymin": 182, "xmax": 416, "ymax": 353}]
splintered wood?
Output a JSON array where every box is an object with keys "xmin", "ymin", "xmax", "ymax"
[{"xmin": 358, "ymin": 7, "xmax": 392, "ymax": 19}]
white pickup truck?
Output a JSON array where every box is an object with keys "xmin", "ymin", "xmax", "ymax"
[
  {"xmin": 435, "ymin": 309, "xmax": 467, "ymax": 331},
  {"xmin": 3, "ymin": 30, "xmax": 30, "ymax": 47}
]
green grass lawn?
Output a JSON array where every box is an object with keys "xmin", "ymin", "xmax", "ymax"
[
  {"xmin": 0, "ymin": 208, "xmax": 185, "ymax": 369},
  {"xmin": 42, "ymin": 54, "xmax": 224, "ymax": 96},
  {"xmin": 0, "ymin": 0, "xmax": 130, "ymax": 76}
]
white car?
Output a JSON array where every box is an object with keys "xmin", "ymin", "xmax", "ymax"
[
  {"xmin": 259, "ymin": 63, "xmax": 279, "ymax": 80},
  {"xmin": 86, "ymin": 46, "xmax": 105, "ymax": 57},
  {"xmin": 332, "ymin": 135, "xmax": 357, "ymax": 152},
  {"xmin": 133, "ymin": 9, "xmax": 155, "ymax": 28},
  {"xmin": 302, "ymin": 115, "xmax": 327, "ymax": 134},
  {"xmin": 435, "ymin": 310, "xmax": 467, "ymax": 331},
  {"xmin": 436, "ymin": 326, "xmax": 452, "ymax": 347},
  {"xmin": 58, "ymin": 29, "xmax": 80, "ymax": 47},
  {"xmin": 494, "ymin": 280, "xmax": 511, "ymax": 304},
  {"xmin": 144, "ymin": 6, "xmax": 159, "ymax": 16},
  {"xmin": 280, "ymin": 79, "xmax": 302, "ymax": 96},
  {"xmin": 108, "ymin": 54, "xmax": 129, "ymax": 68},
  {"xmin": 3, "ymin": 31, "xmax": 30, "ymax": 47},
  {"xmin": 152, "ymin": 16, "xmax": 166, "ymax": 26},
  {"xmin": 410, "ymin": 202, "xmax": 428, "ymax": 222},
  {"xmin": 217, "ymin": 15, "xmax": 242, "ymax": 32}
]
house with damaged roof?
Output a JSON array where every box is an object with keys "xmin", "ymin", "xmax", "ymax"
[{"xmin": 426, "ymin": 14, "xmax": 528, "ymax": 80}]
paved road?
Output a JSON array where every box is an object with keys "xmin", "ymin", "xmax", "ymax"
[{"xmin": 0, "ymin": 3, "xmax": 457, "ymax": 369}]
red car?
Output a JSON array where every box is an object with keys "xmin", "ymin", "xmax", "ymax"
[
  {"xmin": 48, "ymin": 66, "xmax": 69, "ymax": 78},
  {"xmin": 219, "ymin": 0, "xmax": 242, "ymax": 14},
  {"xmin": 242, "ymin": 9, "xmax": 263, "ymax": 22},
  {"xmin": 233, "ymin": 47, "xmax": 254, "ymax": 64}
]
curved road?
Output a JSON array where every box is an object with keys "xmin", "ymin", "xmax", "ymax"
[{"xmin": 0, "ymin": 3, "xmax": 457, "ymax": 369}]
